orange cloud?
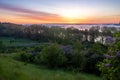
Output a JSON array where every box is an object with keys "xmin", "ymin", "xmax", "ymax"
[{"xmin": 0, "ymin": 3, "xmax": 66, "ymax": 23}]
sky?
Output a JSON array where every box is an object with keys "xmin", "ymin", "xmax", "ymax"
[{"xmin": 0, "ymin": 0, "xmax": 120, "ymax": 24}]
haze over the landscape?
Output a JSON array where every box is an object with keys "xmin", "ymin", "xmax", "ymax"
[
  {"xmin": 0, "ymin": 1, "xmax": 120, "ymax": 80},
  {"xmin": 0, "ymin": 0, "xmax": 120, "ymax": 24}
]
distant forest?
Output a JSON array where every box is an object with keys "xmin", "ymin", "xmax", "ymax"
[{"xmin": 0, "ymin": 22, "xmax": 119, "ymax": 44}]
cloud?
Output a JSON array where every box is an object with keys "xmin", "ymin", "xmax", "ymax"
[
  {"xmin": 0, "ymin": 3, "xmax": 66, "ymax": 23},
  {"xmin": 0, "ymin": 3, "xmax": 61, "ymax": 17}
]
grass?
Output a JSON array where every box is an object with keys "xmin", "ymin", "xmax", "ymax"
[
  {"xmin": 0, "ymin": 54, "xmax": 102, "ymax": 80},
  {"xmin": 0, "ymin": 37, "xmax": 39, "ymax": 47}
]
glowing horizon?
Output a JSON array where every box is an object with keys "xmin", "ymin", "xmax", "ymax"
[{"xmin": 0, "ymin": 0, "xmax": 120, "ymax": 24}]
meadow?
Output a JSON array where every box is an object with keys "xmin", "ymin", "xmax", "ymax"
[{"xmin": 0, "ymin": 37, "xmax": 39, "ymax": 47}]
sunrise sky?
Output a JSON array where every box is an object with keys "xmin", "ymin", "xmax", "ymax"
[{"xmin": 0, "ymin": 0, "xmax": 120, "ymax": 24}]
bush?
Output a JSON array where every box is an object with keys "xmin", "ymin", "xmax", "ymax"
[
  {"xmin": 40, "ymin": 44, "xmax": 67, "ymax": 68},
  {"xmin": 15, "ymin": 52, "xmax": 31, "ymax": 62},
  {"xmin": 98, "ymin": 33, "xmax": 120, "ymax": 80},
  {"xmin": 83, "ymin": 54, "xmax": 102, "ymax": 75},
  {"xmin": 32, "ymin": 44, "xmax": 48, "ymax": 53},
  {"xmin": 67, "ymin": 41, "xmax": 86, "ymax": 71},
  {"xmin": 70, "ymin": 52, "xmax": 86, "ymax": 71},
  {"xmin": 89, "ymin": 43, "xmax": 107, "ymax": 55},
  {"xmin": 82, "ymin": 43, "xmax": 106, "ymax": 75}
]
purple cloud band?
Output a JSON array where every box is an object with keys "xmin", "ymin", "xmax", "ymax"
[
  {"xmin": 0, "ymin": 3, "xmax": 65, "ymax": 22},
  {"xmin": 0, "ymin": 3, "xmax": 59, "ymax": 17}
]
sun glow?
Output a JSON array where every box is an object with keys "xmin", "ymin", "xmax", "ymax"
[
  {"xmin": 58, "ymin": 8, "xmax": 87, "ymax": 19},
  {"xmin": 60, "ymin": 10, "xmax": 80, "ymax": 18}
]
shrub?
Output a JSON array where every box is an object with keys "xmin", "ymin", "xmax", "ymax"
[
  {"xmin": 98, "ymin": 32, "xmax": 120, "ymax": 80},
  {"xmin": 83, "ymin": 53, "xmax": 102, "ymax": 75},
  {"xmin": 33, "ymin": 44, "xmax": 48, "ymax": 52},
  {"xmin": 82, "ymin": 43, "xmax": 106, "ymax": 75},
  {"xmin": 70, "ymin": 51, "xmax": 86, "ymax": 71},
  {"xmin": 89, "ymin": 43, "xmax": 107, "ymax": 55},
  {"xmin": 40, "ymin": 44, "xmax": 67, "ymax": 68},
  {"xmin": 67, "ymin": 41, "xmax": 86, "ymax": 71},
  {"xmin": 15, "ymin": 52, "xmax": 31, "ymax": 62}
]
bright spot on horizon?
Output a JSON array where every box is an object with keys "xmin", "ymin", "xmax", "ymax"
[
  {"xmin": 59, "ymin": 9, "xmax": 82, "ymax": 19},
  {"xmin": 57, "ymin": 7, "xmax": 90, "ymax": 20}
]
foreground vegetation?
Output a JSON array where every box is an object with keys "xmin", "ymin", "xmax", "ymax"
[{"xmin": 0, "ymin": 54, "xmax": 102, "ymax": 80}]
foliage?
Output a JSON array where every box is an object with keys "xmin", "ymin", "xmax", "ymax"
[
  {"xmin": 68, "ymin": 41, "xmax": 85, "ymax": 71},
  {"xmin": 89, "ymin": 43, "xmax": 107, "ymax": 55},
  {"xmin": 0, "ymin": 54, "xmax": 102, "ymax": 80},
  {"xmin": 0, "ymin": 23, "xmax": 118, "ymax": 44},
  {"xmin": 70, "ymin": 51, "xmax": 86, "ymax": 71},
  {"xmin": 82, "ymin": 43, "xmax": 107, "ymax": 75},
  {"xmin": 98, "ymin": 32, "xmax": 120, "ymax": 80},
  {"xmin": 40, "ymin": 44, "xmax": 67, "ymax": 68},
  {"xmin": 16, "ymin": 52, "xmax": 31, "ymax": 62}
]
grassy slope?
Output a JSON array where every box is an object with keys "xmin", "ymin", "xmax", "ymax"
[{"xmin": 0, "ymin": 54, "xmax": 102, "ymax": 80}]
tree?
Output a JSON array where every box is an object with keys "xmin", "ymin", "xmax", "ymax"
[
  {"xmin": 89, "ymin": 27, "xmax": 100, "ymax": 42},
  {"xmin": 40, "ymin": 44, "xmax": 67, "ymax": 68},
  {"xmin": 98, "ymin": 32, "xmax": 120, "ymax": 80},
  {"xmin": 69, "ymin": 41, "xmax": 86, "ymax": 71}
]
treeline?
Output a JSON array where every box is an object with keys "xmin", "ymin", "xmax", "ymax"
[{"xmin": 0, "ymin": 22, "xmax": 119, "ymax": 44}]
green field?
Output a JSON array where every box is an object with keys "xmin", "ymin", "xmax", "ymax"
[
  {"xmin": 0, "ymin": 54, "xmax": 102, "ymax": 80},
  {"xmin": 0, "ymin": 37, "xmax": 39, "ymax": 47}
]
